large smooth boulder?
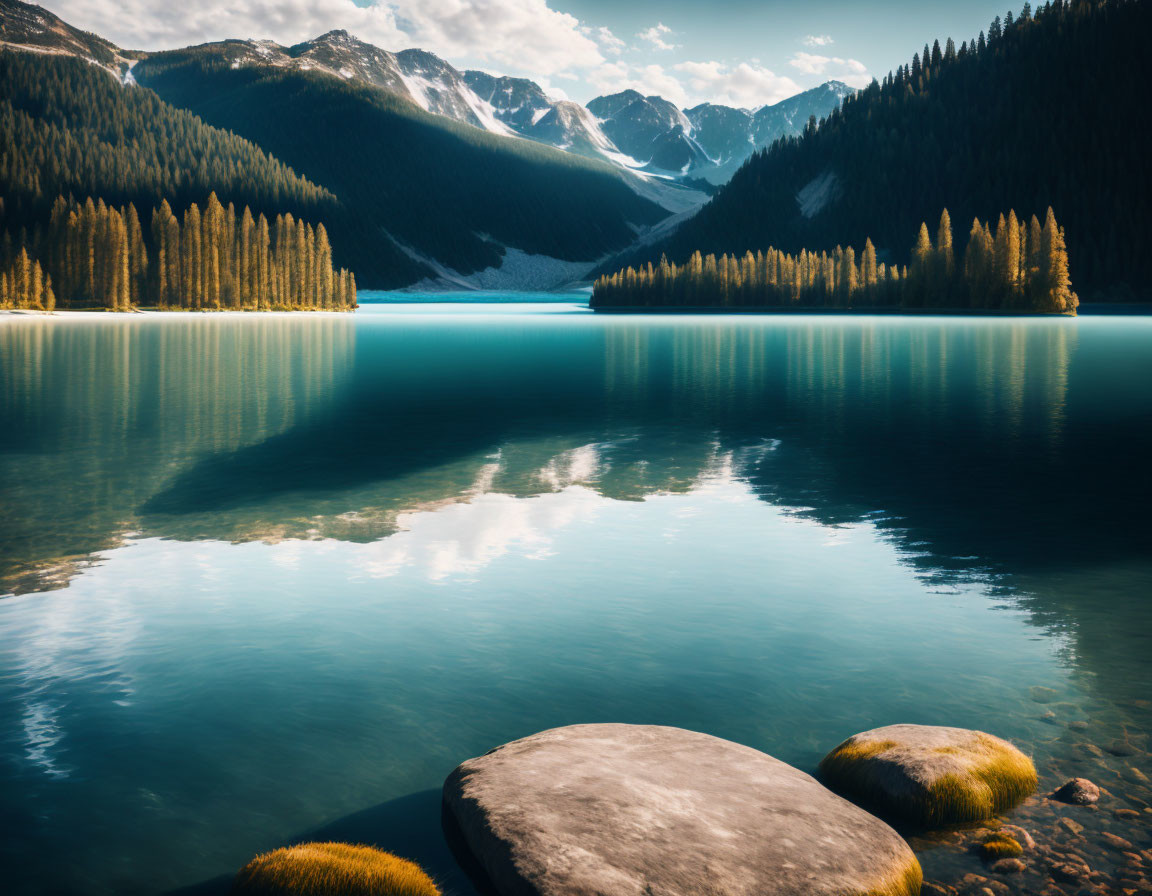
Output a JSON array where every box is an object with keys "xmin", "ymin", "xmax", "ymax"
[
  {"xmin": 443, "ymin": 723, "xmax": 922, "ymax": 896},
  {"xmin": 819, "ymin": 724, "xmax": 1037, "ymax": 828}
]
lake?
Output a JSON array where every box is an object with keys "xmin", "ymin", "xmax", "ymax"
[{"xmin": 1, "ymin": 299, "xmax": 1150, "ymax": 896}]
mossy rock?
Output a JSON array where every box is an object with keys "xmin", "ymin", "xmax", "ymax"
[
  {"xmin": 819, "ymin": 724, "xmax": 1037, "ymax": 828},
  {"xmin": 232, "ymin": 842, "xmax": 440, "ymax": 896}
]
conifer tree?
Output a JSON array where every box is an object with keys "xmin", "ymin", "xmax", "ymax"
[
  {"xmin": 1040, "ymin": 207, "xmax": 1076, "ymax": 312},
  {"xmin": 1005, "ymin": 210, "xmax": 1022, "ymax": 305}
]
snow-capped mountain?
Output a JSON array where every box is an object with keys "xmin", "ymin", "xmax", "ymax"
[
  {"xmin": 587, "ymin": 91, "xmax": 697, "ymax": 164},
  {"xmin": 525, "ymin": 102, "xmax": 613, "ymax": 156},
  {"xmin": 0, "ymin": 0, "xmax": 852, "ymax": 186},
  {"xmin": 581, "ymin": 82, "xmax": 854, "ymax": 183},
  {"xmin": 752, "ymin": 80, "xmax": 856, "ymax": 145},
  {"xmin": 585, "ymin": 89, "xmax": 718, "ymax": 174},
  {"xmin": 145, "ymin": 31, "xmax": 519, "ymax": 137},
  {"xmin": 130, "ymin": 29, "xmax": 853, "ymax": 184},
  {"xmin": 683, "ymin": 103, "xmax": 756, "ymax": 166},
  {"xmin": 462, "ymin": 70, "xmax": 554, "ymax": 133}
]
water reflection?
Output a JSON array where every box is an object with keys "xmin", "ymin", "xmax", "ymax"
[
  {"xmin": 4, "ymin": 312, "xmax": 1147, "ymax": 693},
  {"xmin": 1, "ymin": 313, "xmax": 1145, "ymax": 614},
  {"xmin": 0, "ymin": 316, "xmax": 353, "ymax": 592},
  {"xmin": 1, "ymin": 310, "xmax": 1151, "ymax": 896}
]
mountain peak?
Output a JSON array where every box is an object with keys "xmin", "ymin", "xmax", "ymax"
[
  {"xmin": 0, "ymin": 0, "xmax": 130, "ymax": 75},
  {"xmin": 288, "ymin": 28, "xmax": 371, "ymax": 57}
]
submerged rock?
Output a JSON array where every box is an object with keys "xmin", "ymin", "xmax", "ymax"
[
  {"xmin": 1051, "ymin": 778, "xmax": 1100, "ymax": 805},
  {"xmin": 443, "ymin": 723, "xmax": 922, "ymax": 896},
  {"xmin": 1100, "ymin": 831, "xmax": 1134, "ymax": 850},
  {"xmin": 818, "ymin": 724, "xmax": 1037, "ymax": 827},
  {"xmin": 990, "ymin": 857, "xmax": 1026, "ymax": 874},
  {"xmin": 1050, "ymin": 863, "xmax": 1089, "ymax": 884},
  {"xmin": 979, "ymin": 833, "xmax": 1024, "ymax": 860},
  {"xmin": 232, "ymin": 842, "xmax": 440, "ymax": 895}
]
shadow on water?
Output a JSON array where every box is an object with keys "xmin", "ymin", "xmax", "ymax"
[{"xmin": 162, "ymin": 789, "xmax": 488, "ymax": 896}]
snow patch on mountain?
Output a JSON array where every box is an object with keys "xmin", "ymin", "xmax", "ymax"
[
  {"xmin": 401, "ymin": 244, "xmax": 599, "ymax": 293},
  {"xmin": 796, "ymin": 170, "xmax": 841, "ymax": 218}
]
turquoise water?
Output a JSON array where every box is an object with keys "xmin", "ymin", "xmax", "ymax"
[
  {"xmin": 1, "ymin": 305, "xmax": 1150, "ymax": 895},
  {"xmin": 358, "ymin": 289, "xmax": 589, "ymax": 303}
]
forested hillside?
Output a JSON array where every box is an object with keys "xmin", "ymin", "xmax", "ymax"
[
  {"xmin": 133, "ymin": 47, "xmax": 668, "ymax": 282},
  {"xmin": 636, "ymin": 0, "xmax": 1149, "ymax": 301},
  {"xmin": 0, "ymin": 48, "xmax": 381, "ymax": 304},
  {"xmin": 0, "ymin": 52, "xmax": 335, "ymax": 231}
]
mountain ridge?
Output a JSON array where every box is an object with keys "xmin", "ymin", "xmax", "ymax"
[
  {"xmin": 0, "ymin": 0, "xmax": 675, "ymax": 288},
  {"xmin": 0, "ymin": 0, "xmax": 857, "ymax": 289},
  {"xmin": 154, "ymin": 27, "xmax": 854, "ymax": 185},
  {"xmin": 0, "ymin": 0, "xmax": 851, "ymax": 188}
]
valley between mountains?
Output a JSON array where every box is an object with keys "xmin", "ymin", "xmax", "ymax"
[{"xmin": 0, "ymin": 0, "xmax": 851, "ymax": 291}]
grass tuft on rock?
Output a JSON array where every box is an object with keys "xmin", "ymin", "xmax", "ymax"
[
  {"xmin": 818, "ymin": 726, "xmax": 1038, "ymax": 828},
  {"xmin": 232, "ymin": 842, "xmax": 441, "ymax": 896},
  {"xmin": 979, "ymin": 833, "xmax": 1024, "ymax": 860},
  {"xmin": 863, "ymin": 855, "xmax": 924, "ymax": 896}
]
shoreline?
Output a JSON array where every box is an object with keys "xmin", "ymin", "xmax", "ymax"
[
  {"xmin": 5, "ymin": 302, "xmax": 1149, "ymax": 320},
  {"xmin": 589, "ymin": 305, "xmax": 1081, "ymax": 316},
  {"xmin": 1, "ymin": 308, "xmax": 357, "ymax": 320}
]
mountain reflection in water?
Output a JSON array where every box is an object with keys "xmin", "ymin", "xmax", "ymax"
[{"xmin": 0, "ymin": 308, "xmax": 1150, "ymax": 896}]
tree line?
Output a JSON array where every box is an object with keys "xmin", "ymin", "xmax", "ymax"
[
  {"xmin": 592, "ymin": 208, "xmax": 1076, "ymax": 313},
  {"xmin": 0, "ymin": 193, "xmax": 356, "ymax": 311},
  {"xmin": 628, "ymin": 0, "xmax": 1149, "ymax": 301}
]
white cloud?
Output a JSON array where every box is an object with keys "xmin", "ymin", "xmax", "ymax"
[
  {"xmin": 636, "ymin": 22, "xmax": 677, "ymax": 51},
  {"xmin": 674, "ymin": 60, "xmax": 802, "ymax": 109},
  {"xmin": 46, "ymin": 0, "xmax": 604, "ymax": 77},
  {"xmin": 587, "ymin": 61, "xmax": 689, "ymax": 106},
  {"xmin": 788, "ymin": 52, "xmax": 871, "ymax": 88},
  {"xmin": 535, "ymin": 79, "xmax": 571, "ymax": 101},
  {"xmin": 587, "ymin": 58, "xmax": 805, "ymax": 109},
  {"xmin": 803, "ymin": 34, "xmax": 834, "ymax": 47},
  {"xmin": 584, "ymin": 25, "xmax": 625, "ymax": 56}
]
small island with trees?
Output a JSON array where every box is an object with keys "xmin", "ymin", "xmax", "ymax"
[{"xmin": 592, "ymin": 208, "xmax": 1077, "ymax": 314}]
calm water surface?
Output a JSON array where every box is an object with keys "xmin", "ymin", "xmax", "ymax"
[{"xmin": 1, "ymin": 300, "xmax": 1150, "ymax": 895}]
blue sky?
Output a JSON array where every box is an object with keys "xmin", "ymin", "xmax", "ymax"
[{"xmin": 52, "ymin": 0, "xmax": 1016, "ymax": 107}]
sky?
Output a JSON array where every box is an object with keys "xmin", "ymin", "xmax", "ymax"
[{"xmin": 48, "ymin": 0, "xmax": 1015, "ymax": 108}]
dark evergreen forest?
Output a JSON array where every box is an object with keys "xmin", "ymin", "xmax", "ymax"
[
  {"xmin": 0, "ymin": 53, "xmax": 334, "ymax": 229},
  {"xmin": 623, "ymin": 0, "xmax": 1149, "ymax": 301}
]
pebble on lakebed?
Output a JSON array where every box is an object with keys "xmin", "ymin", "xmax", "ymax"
[
  {"xmin": 1050, "ymin": 777, "xmax": 1100, "ymax": 805},
  {"xmin": 442, "ymin": 723, "xmax": 923, "ymax": 896},
  {"xmin": 232, "ymin": 842, "xmax": 441, "ymax": 896},
  {"xmin": 818, "ymin": 724, "xmax": 1038, "ymax": 827}
]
